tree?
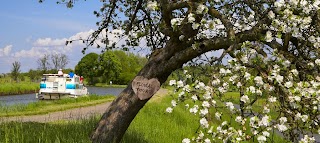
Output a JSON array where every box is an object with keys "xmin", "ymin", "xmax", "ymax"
[
  {"xmin": 75, "ymin": 53, "xmax": 99, "ymax": 85},
  {"xmin": 98, "ymin": 50, "xmax": 122, "ymax": 83},
  {"xmin": 37, "ymin": 54, "xmax": 51, "ymax": 74},
  {"xmin": 113, "ymin": 50, "xmax": 147, "ymax": 84},
  {"xmin": 28, "ymin": 69, "xmax": 39, "ymax": 82},
  {"xmin": 51, "ymin": 53, "xmax": 69, "ymax": 70},
  {"xmin": 48, "ymin": 0, "xmax": 320, "ymax": 142},
  {"xmin": 11, "ymin": 61, "xmax": 21, "ymax": 82}
]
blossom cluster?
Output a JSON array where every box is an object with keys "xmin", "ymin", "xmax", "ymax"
[{"xmin": 166, "ymin": 44, "xmax": 320, "ymax": 142}]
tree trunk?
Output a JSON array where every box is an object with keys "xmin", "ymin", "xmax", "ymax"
[{"xmin": 90, "ymin": 40, "xmax": 185, "ymax": 143}]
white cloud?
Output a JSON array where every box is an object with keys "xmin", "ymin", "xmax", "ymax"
[
  {"xmin": 13, "ymin": 29, "xmax": 127, "ymax": 58},
  {"xmin": 13, "ymin": 47, "xmax": 49, "ymax": 58},
  {"xmin": 33, "ymin": 38, "xmax": 68, "ymax": 47},
  {"xmin": 0, "ymin": 45, "xmax": 12, "ymax": 57}
]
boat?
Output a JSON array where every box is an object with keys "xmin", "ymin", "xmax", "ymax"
[{"xmin": 36, "ymin": 73, "xmax": 89, "ymax": 100}]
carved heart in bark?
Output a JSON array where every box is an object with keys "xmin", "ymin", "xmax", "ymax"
[{"xmin": 132, "ymin": 76, "xmax": 160, "ymax": 100}]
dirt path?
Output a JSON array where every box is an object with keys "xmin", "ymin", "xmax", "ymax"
[{"xmin": 0, "ymin": 88, "xmax": 168, "ymax": 123}]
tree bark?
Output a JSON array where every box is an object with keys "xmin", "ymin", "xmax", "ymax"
[{"xmin": 90, "ymin": 40, "xmax": 185, "ymax": 143}]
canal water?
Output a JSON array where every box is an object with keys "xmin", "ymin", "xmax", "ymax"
[{"xmin": 0, "ymin": 86, "xmax": 125, "ymax": 106}]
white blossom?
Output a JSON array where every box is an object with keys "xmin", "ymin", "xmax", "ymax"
[
  {"xmin": 177, "ymin": 80, "xmax": 184, "ymax": 88},
  {"xmin": 276, "ymin": 124, "xmax": 288, "ymax": 132},
  {"xmin": 265, "ymin": 31, "xmax": 273, "ymax": 42},
  {"xmin": 187, "ymin": 13, "xmax": 195, "ymax": 23},
  {"xmin": 315, "ymin": 59, "xmax": 320, "ymax": 66},
  {"xmin": 191, "ymin": 95, "xmax": 198, "ymax": 101},
  {"xmin": 171, "ymin": 100, "xmax": 177, "ymax": 107},
  {"xmin": 254, "ymin": 76, "xmax": 264, "ymax": 86},
  {"xmin": 235, "ymin": 116, "xmax": 242, "ymax": 123},
  {"xmin": 225, "ymin": 102, "xmax": 235, "ymax": 111},
  {"xmin": 284, "ymin": 81, "xmax": 293, "ymax": 88},
  {"xmin": 259, "ymin": 115, "xmax": 270, "ymax": 127},
  {"xmin": 196, "ymin": 4, "xmax": 208, "ymax": 14},
  {"xmin": 200, "ymin": 118, "xmax": 209, "ymax": 128},
  {"xmin": 240, "ymin": 95, "xmax": 250, "ymax": 103},
  {"xmin": 147, "ymin": 1, "xmax": 158, "ymax": 11},
  {"xmin": 169, "ymin": 80, "xmax": 176, "ymax": 86},
  {"xmin": 268, "ymin": 96, "xmax": 277, "ymax": 103},
  {"xmin": 257, "ymin": 135, "xmax": 267, "ymax": 143},
  {"xmin": 262, "ymin": 131, "xmax": 270, "ymax": 137},
  {"xmin": 179, "ymin": 35, "xmax": 185, "ymax": 41},
  {"xmin": 279, "ymin": 117, "xmax": 287, "ymax": 124},
  {"xmin": 275, "ymin": 75, "xmax": 284, "ymax": 83},
  {"xmin": 215, "ymin": 112, "xmax": 221, "ymax": 120},
  {"xmin": 189, "ymin": 105, "xmax": 199, "ymax": 114},
  {"xmin": 241, "ymin": 56, "xmax": 249, "ymax": 63},
  {"xmin": 166, "ymin": 107, "xmax": 173, "ymax": 113},
  {"xmin": 301, "ymin": 115, "xmax": 308, "ymax": 122},
  {"xmin": 291, "ymin": 69, "xmax": 299, "ymax": 76},
  {"xmin": 200, "ymin": 108, "xmax": 209, "ymax": 116},
  {"xmin": 202, "ymin": 101, "xmax": 210, "ymax": 108},
  {"xmin": 212, "ymin": 79, "xmax": 220, "ymax": 86},
  {"xmin": 182, "ymin": 138, "xmax": 191, "ymax": 143},
  {"xmin": 299, "ymin": 135, "xmax": 315, "ymax": 143},
  {"xmin": 204, "ymin": 138, "xmax": 211, "ymax": 143},
  {"xmin": 244, "ymin": 72, "xmax": 251, "ymax": 80},
  {"xmin": 268, "ymin": 11, "xmax": 275, "ymax": 19},
  {"xmin": 282, "ymin": 60, "xmax": 291, "ymax": 67}
]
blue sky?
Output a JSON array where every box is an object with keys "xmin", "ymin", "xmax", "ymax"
[{"xmin": 0, "ymin": 0, "xmax": 104, "ymax": 73}]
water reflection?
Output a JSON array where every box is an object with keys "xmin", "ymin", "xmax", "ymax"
[{"xmin": 0, "ymin": 87, "xmax": 124, "ymax": 106}]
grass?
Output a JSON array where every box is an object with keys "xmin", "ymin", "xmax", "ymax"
[
  {"xmin": 0, "ymin": 82, "xmax": 39, "ymax": 96},
  {"xmin": 0, "ymin": 76, "xmax": 40, "ymax": 96},
  {"xmin": 0, "ymin": 95, "xmax": 115, "ymax": 117},
  {"xmin": 0, "ymin": 91, "xmax": 288, "ymax": 143}
]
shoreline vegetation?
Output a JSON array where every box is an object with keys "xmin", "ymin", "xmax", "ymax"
[{"xmin": 0, "ymin": 82, "xmax": 39, "ymax": 96}]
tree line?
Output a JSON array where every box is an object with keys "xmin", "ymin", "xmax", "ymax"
[{"xmin": 3, "ymin": 51, "xmax": 146, "ymax": 85}]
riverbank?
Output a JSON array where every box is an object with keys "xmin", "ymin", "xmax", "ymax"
[
  {"xmin": 0, "ymin": 82, "xmax": 39, "ymax": 96},
  {"xmin": 0, "ymin": 95, "xmax": 116, "ymax": 118}
]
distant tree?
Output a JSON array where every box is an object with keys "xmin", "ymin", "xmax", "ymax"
[
  {"xmin": 11, "ymin": 61, "xmax": 21, "ymax": 82},
  {"xmin": 28, "ymin": 69, "xmax": 39, "ymax": 82},
  {"xmin": 113, "ymin": 50, "xmax": 147, "ymax": 84},
  {"xmin": 75, "ymin": 53, "xmax": 99, "ymax": 85},
  {"xmin": 98, "ymin": 51, "xmax": 122, "ymax": 83},
  {"xmin": 51, "ymin": 53, "xmax": 69, "ymax": 70},
  {"xmin": 37, "ymin": 54, "xmax": 51, "ymax": 74}
]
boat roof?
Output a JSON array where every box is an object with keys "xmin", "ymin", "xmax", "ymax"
[{"xmin": 43, "ymin": 74, "xmax": 61, "ymax": 76}]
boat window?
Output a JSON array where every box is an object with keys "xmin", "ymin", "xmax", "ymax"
[
  {"xmin": 41, "ymin": 77, "xmax": 46, "ymax": 81},
  {"xmin": 47, "ymin": 77, "xmax": 55, "ymax": 82},
  {"xmin": 66, "ymin": 78, "xmax": 72, "ymax": 81}
]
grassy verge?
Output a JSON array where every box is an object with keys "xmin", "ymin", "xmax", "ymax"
[
  {"xmin": 0, "ymin": 90, "xmax": 288, "ymax": 143},
  {"xmin": 0, "ymin": 95, "xmax": 115, "ymax": 117},
  {"xmin": 0, "ymin": 82, "xmax": 39, "ymax": 96}
]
